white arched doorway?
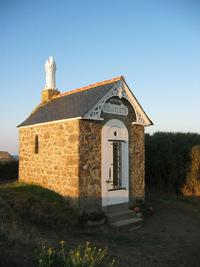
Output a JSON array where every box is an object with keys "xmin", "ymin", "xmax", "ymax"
[{"xmin": 101, "ymin": 119, "xmax": 129, "ymax": 207}]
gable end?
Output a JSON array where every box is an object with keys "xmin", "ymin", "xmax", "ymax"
[{"xmin": 83, "ymin": 79, "xmax": 153, "ymax": 127}]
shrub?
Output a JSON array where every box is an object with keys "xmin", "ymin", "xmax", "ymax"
[
  {"xmin": 0, "ymin": 161, "xmax": 18, "ymax": 181},
  {"xmin": 35, "ymin": 241, "xmax": 116, "ymax": 267},
  {"xmin": 145, "ymin": 132, "xmax": 200, "ymax": 193},
  {"xmin": 182, "ymin": 145, "xmax": 200, "ymax": 196}
]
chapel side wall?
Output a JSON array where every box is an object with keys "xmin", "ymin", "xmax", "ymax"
[
  {"xmin": 129, "ymin": 124, "xmax": 145, "ymax": 203},
  {"xmin": 19, "ymin": 120, "xmax": 80, "ymax": 200},
  {"xmin": 78, "ymin": 120, "xmax": 102, "ymax": 211}
]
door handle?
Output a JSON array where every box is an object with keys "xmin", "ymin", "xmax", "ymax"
[{"xmin": 106, "ymin": 180, "xmax": 112, "ymax": 183}]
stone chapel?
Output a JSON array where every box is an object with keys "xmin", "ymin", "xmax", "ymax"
[{"xmin": 18, "ymin": 64, "xmax": 152, "ymax": 212}]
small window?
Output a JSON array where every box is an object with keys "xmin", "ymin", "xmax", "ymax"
[{"xmin": 35, "ymin": 135, "xmax": 39, "ymax": 154}]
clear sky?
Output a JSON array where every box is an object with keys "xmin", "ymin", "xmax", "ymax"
[{"xmin": 1, "ymin": 0, "xmax": 200, "ymax": 154}]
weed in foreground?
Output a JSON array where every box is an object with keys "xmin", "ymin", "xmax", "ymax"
[{"xmin": 35, "ymin": 241, "xmax": 116, "ymax": 267}]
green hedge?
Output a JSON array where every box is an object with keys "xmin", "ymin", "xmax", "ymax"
[
  {"xmin": 0, "ymin": 161, "xmax": 18, "ymax": 180},
  {"xmin": 145, "ymin": 132, "xmax": 200, "ymax": 193}
]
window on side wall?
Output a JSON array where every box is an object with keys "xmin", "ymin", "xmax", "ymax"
[{"xmin": 35, "ymin": 135, "xmax": 39, "ymax": 154}]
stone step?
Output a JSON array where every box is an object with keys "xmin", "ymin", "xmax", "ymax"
[
  {"xmin": 103, "ymin": 203, "xmax": 129, "ymax": 213},
  {"xmin": 106, "ymin": 209, "xmax": 136, "ymax": 223},
  {"xmin": 111, "ymin": 217, "xmax": 143, "ymax": 228}
]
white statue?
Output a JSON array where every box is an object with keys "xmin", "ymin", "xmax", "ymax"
[{"xmin": 45, "ymin": 56, "xmax": 56, "ymax": 89}]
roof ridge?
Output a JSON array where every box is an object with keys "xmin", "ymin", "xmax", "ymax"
[{"xmin": 53, "ymin": 76, "xmax": 124, "ymax": 99}]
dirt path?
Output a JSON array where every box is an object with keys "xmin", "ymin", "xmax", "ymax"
[
  {"xmin": 129, "ymin": 198, "xmax": 200, "ymax": 266},
  {"xmin": 73, "ymin": 196, "xmax": 200, "ymax": 267}
]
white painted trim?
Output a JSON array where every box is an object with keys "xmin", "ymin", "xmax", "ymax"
[
  {"xmin": 83, "ymin": 79, "xmax": 153, "ymax": 127},
  {"xmin": 122, "ymin": 81, "xmax": 152, "ymax": 126},
  {"xmin": 18, "ymin": 117, "xmax": 82, "ymax": 129},
  {"xmin": 101, "ymin": 119, "xmax": 129, "ymax": 207},
  {"xmin": 83, "ymin": 81, "xmax": 122, "ymax": 120}
]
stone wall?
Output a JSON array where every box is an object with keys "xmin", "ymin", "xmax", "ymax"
[
  {"xmin": 129, "ymin": 125, "xmax": 145, "ymax": 203},
  {"xmin": 77, "ymin": 119, "xmax": 145, "ymax": 210},
  {"xmin": 78, "ymin": 120, "xmax": 102, "ymax": 211},
  {"xmin": 19, "ymin": 116, "xmax": 145, "ymax": 211},
  {"xmin": 19, "ymin": 120, "xmax": 80, "ymax": 202}
]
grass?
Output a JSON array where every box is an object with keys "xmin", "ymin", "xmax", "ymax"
[
  {"xmin": 0, "ymin": 181, "xmax": 117, "ymax": 267},
  {"xmin": 1, "ymin": 182, "xmax": 200, "ymax": 267},
  {"xmin": 0, "ymin": 181, "xmax": 78, "ymax": 229},
  {"xmin": 0, "ymin": 181, "xmax": 79, "ymax": 267}
]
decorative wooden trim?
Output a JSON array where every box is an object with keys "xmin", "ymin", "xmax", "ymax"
[
  {"xmin": 83, "ymin": 81, "xmax": 123, "ymax": 120},
  {"xmin": 83, "ymin": 79, "xmax": 152, "ymax": 127},
  {"xmin": 122, "ymin": 81, "xmax": 152, "ymax": 126}
]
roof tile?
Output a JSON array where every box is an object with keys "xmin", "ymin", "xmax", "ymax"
[{"xmin": 18, "ymin": 76, "xmax": 122, "ymax": 127}]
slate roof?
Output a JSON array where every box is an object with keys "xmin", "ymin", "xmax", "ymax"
[{"xmin": 18, "ymin": 77, "xmax": 122, "ymax": 127}]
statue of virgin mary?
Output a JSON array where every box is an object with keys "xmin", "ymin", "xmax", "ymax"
[{"xmin": 45, "ymin": 56, "xmax": 56, "ymax": 89}]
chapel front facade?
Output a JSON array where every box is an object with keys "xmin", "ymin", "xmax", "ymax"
[{"xmin": 18, "ymin": 76, "xmax": 152, "ymax": 211}]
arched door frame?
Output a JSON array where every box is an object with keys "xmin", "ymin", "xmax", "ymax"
[{"xmin": 101, "ymin": 119, "xmax": 129, "ymax": 207}]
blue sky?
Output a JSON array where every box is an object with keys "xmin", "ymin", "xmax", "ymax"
[{"xmin": 1, "ymin": 0, "xmax": 200, "ymax": 154}]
